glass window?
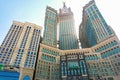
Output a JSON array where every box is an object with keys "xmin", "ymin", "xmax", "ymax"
[{"xmin": 22, "ymin": 49, "xmax": 24, "ymax": 52}]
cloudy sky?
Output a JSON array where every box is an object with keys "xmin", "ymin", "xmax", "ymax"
[{"xmin": 0, "ymin": 0, "xmax": 120, "ymax": 44}]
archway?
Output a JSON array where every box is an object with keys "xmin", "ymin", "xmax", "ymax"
[{"xmin": 23, "ymin": 75, "xmax": 30, "ymax": 80}]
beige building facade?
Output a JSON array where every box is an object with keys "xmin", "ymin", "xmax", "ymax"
[{"xmin": 0, "ymin": 21, "xmax": 42, "ymax": 80}]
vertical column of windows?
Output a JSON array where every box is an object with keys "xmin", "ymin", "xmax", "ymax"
[
  {"xmin": 92, "ymin": 5, "xmax": 109, "ymax": 39},
  {"xmin": 14, "ymin": 26, "xmax": 31, "ymax": 67},
  {"xmin": 86, "ymin": 8, "xmax": 100, "ymax": 42},
  {"xmin": 60, "ymin": 22, "xmax": 63, "ymax": 49},
  {"xmin": 25, "ymin": 29, "xmax": 41, "ymax": 68},
  {"xmin": 9, "ymin": 26, "xmax": 22, "ymax": 48},
  {"xmin": 61, "ymin": 62, "xmax": 67, "ymax": 76},
  {"xmin": 4, "ymin": 25, "xmax": 16, "ymax": 47},
  {"xmin": 86, "ymin": 18, "xmax": 97, "ymax": 47},
  {"xmin": 94, "ymin": 4, "xmax": 112, "ymax": 35},
  {"xmin": 24, "ymin": 29, "xmax": 35, "ymax": 68},
  {"xmin": 0, "ymin": 26, "xmax": 22, "ymax": 65},
  {"xmin": 8, "ymin": 26, "xmax": 17, "ymax": 47},
  {"xmin": 59, "ymin": 14, "xmax": 78, "ymax": 50},
  {"xmin": 90, "ymin": 8, "xmax": 102, "ymax": 41},
  {"xmin": 1, "ymin": 25, "xmax": 13, "ymax": 46},
  {"xmin": 93, "ymin": 6, "xmax": 109, "ymax": 38},
  {"xmin": 92, "ymin": 7, "xmax": 105, "ymax": 40},
  {"xmin": 20, "ymin": 26, "xmax": 31, "ymax": 48}
]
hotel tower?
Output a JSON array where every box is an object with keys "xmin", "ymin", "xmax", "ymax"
[{"xmin": 0, "ymin": 21, "xmax": 42, "ymax": 80}]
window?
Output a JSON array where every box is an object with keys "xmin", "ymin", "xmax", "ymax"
[{"xmin": 22, "ymin": 49, "xmax": 24, "ymax": 52}]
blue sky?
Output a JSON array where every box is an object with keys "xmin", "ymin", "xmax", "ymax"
[
  {"xmin": 0, "ymin": 0, "xmax": 120, "ymax": 44},
  {"xmin": 0, "ymin": 0, "xmax": 62, "ymax": 44}
]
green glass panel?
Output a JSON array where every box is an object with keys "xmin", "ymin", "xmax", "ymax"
[{"xmin": 0, "ymin": 64, "xmax": 4, "ymax": 70}]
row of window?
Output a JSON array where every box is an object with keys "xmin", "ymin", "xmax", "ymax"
[
  {"xmin": 42, "ymin": 48, "xmax": 59, "ymax": 56},
  {"xmin": 46, "ymin": 10, "xmax": 57, "ymax": 19},
  {"xmin": 85, "ymin": 54, "xmax": 99, "ymax": 60},
  {"xmin": 0, "ymin": 47, "xmax": 12, "ymax": 53},
  {"xmin": 87, "ymin": 61, "xmax": 115, "ymax": 77},
  {"xmin": 101, "ymin": 46, "xmax": 120, "ymax": 58},
  {"xmin": 41, "ymin": 53, "xmax": 56, "ymax": 62},
  {"xmin": 95, "ymin": 40, "xmax": 118, "ymax": 52}
]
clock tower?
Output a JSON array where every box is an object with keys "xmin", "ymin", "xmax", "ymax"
[
  {"xmin": 59, "ymin": 2, "xmax": 72, "ymax": 14},
  {"xmin": 58, "ymin": 2, "xmax": 79, "ymax": 50}
]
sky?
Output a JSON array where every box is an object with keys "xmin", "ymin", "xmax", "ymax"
[{"xmin": 0, "ymin": 0, "xmax": 120, "ymax": 45}]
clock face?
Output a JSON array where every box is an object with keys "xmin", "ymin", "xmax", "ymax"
[
  {"xmin": 62, "ymin": 9, "xmax": 67, "ymax": 13},
  {"xmin": 62, "ymin": 9, "xmax": 69, "ymax": 14}
]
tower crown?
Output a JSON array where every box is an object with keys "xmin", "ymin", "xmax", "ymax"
[{"xmin": 59, "ymin": 2, "xmax": 72, "ymax": 14}]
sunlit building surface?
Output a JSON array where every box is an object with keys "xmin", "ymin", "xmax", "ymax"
[
  {"xmin": 59, "ymin": 2, "xmax": 79, "ymax": 50},
  {"xmin": 35, "ymin": 6, "xmax": 60, "ymax": 80},
  {"xmin": 0, "ymin": 0, "xmax": 120, "ymax": 80},
  {"xmin": 42, "ymin": 6, "xmax": 58, "ymax": 48},
  {"xmin": 79, "ymin": 0, "xmax": 114, "ymax": 48},
  {"xmin": 0, "ymin": 21, "xmax": 42, "ymax": 80},
  {"xmin": 79, "ymin": 0, "xmax": 120, "ymax": 80}
]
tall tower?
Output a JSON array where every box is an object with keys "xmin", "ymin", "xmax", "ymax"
[
  {"xmin": 0, "ymin": 21, "xmax": 42, "ymax": 69},
  {"xmin": 58, "ymin": 2, "xmax": 79, "ymax": 50},
  {"xmin": 42, "ymin": 6, "xmax": 58, "ymax": 48},
  {"xmin": 35, "ymin": 6, "xmax": 60, "ymax": 80},
  {"xmin": 79, "ymin": 0, "xmax": 114, "ymax": 48}
]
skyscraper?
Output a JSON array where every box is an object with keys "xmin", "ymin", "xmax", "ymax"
[
  {"xmin": 42, "ymin": 6, "xmax": 58, "ymax": 48},
  {"xmin": 0, "ymin": 21, "xmax": 42, "ymax": 80},
  {"xmin": 59, "ymin": 2, "xmax": 79, "ymax": 50},
  {"xmin": 79, "ymin": 0, "xmax": 120, "ymax": 80},
  {"xmin": 79, "ymin": 0, "xmax": 114, "ymax": 48},
  {"xmin": 35, "ymin": 6, "xmax": 60, "ymax": 80}
]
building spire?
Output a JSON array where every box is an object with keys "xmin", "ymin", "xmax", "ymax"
[{"xmin": 63, "ymin": 1, "xmax": 66, "ymax": 7}]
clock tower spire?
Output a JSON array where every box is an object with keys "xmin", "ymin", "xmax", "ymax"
[{"xmin": 63, "ymin": 1, "xmax": 66, "ymax": 7}]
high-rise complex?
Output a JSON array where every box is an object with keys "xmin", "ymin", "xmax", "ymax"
[
  {"xmin": 0, "ymin": 0, "xmax": 120, "ymax": 80},
  {"xmin": 59, "ymin": 3, "xmax": 79, "ymax": 50}
]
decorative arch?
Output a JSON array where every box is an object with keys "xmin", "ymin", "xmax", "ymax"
[{"xmin": 23, "ymin": 75, "xmax": 30, "ymax": 80}]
